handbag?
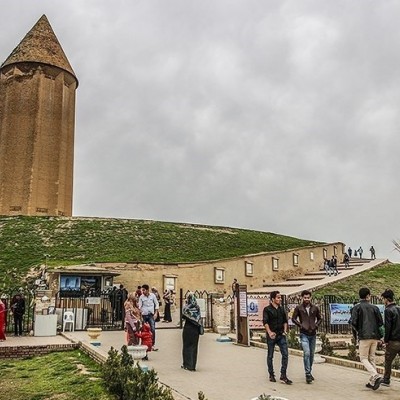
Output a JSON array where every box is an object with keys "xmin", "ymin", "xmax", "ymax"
[{"xmin": 199, "ymin": 324, "xmax": 204, "ymax": 335}]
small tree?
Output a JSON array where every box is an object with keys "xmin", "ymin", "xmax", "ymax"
[
  {"xmin": 102, "ymin": 345, "xmax": 174, "ymax": 400},
  {"xmin": 347, "ymin": 337, "xmax": 358, "ymax": 361},
  {"xmin": 319, "ymin": 333, "xmax": 334, "ymax": 356},
  {"xmin": 287, "ymin": 329, "xmax": 301, "ymax": 350}
]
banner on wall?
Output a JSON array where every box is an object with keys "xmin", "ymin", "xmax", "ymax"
[{"xmin": 329, "ymin": 303, "xmax": 384, "ymax": 325}]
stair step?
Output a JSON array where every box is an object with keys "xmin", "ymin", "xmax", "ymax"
[
  {"xmin": 286, "ymin": 276, "xmax": 325, "ymax": 281},
  {"xmin": 263, "ymin": 283, "xmax": 302, "ymax": 288}
]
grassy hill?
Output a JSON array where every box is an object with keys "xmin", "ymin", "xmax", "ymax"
[
  {"xmin": 0, "ymin": 216, "xmax": 321, "ymax": 281},
  {"xmin": 312, "ymin": 262, "xmax": 400, "ymax": 299}
]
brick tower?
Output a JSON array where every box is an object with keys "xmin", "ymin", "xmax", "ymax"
[{"xmin": 0, "ymin": 15, "xmax": 78, "ymax": 216}]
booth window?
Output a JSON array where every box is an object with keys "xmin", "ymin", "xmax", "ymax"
[
  {"xmin": 293, "ymin": 253, "xmax": 299, "ymax": 266},
  {"xmin": 245, "ymin": 261, "xmax": 254, "ymax": 276},
  {"xmin": 272, "ymin": 258, "xmax": 279, "ymax": 271},
  {"xmin": 214, "ymin": 267, "xmax": 225, "ymax": 283}
]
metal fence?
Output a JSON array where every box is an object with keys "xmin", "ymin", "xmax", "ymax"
[
  {"xmin": 54, "ymin": 289, "xmax": 126, "ymax": 330},
  {"xmin": 284, "ymin": 294, "xmax": 382, "ymax": 335},
  {"xmin": 180, "ymin": 289, "xmax": 216, "ymax": 329},
  {"xmin": 2, "ymin": 289, "xmax": 35, "ymax": 334}
]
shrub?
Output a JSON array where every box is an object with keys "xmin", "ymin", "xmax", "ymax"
[
  {"xmin": 319, "ymin": 333, "xmax": 334, "ymax": 356},
  {"xmin": 101, "ymin": 345, "xmax": 174, "ymax": 400},
  {"xmin": 287, "ymin": 329, "xmax": 301, "ymax": 350},
  {"xmin": 345, "ymin": 334, "xmax": 358, "ymax": 361}
]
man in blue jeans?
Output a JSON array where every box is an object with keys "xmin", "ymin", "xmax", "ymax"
[
  {"xmin": 292, "ymin": 290, "xmax": 322, "ymax": 383},
  {"xmin": 139, "ymin": 284, "xmax": 160, "ymax": 351},
  {"xmin": 263, "ymin": 290, "xmax": 292, "ymax": 384}
]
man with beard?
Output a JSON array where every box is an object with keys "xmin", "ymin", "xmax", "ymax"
[{"xmin": 292, "ymin": 290, "xmax": 322, "ymax": 383}]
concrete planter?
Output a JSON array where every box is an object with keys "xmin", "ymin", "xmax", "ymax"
[
  {"xmin": 87, "ymin": 327, "xmax": 102, "ymax": 344},
  {"xmin": 216, "ymin": 325, "xmax": 232, "ymax": 342},
  {"xmin": 127, "ymin": 345, "xmax": 148, "ymax": 367}
]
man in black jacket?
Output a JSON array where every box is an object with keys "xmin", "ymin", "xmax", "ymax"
[
  {"xmin": 292, "ymin": 290, "xmax": 322, "ymax": 383},
  {"xmin": 381, "ymin": 289, "xmax": 400, "ymax": 386},
  {"xmin": 11, "ymin": 293, "xmax": 25, "ymax": 336},
  {"xmin": 263, "ymin": 291, "xmax": 292, "ymax": 385},
  {"xmin": 351, "ymin": 287, "xmax": 383, "ymax": 390}
]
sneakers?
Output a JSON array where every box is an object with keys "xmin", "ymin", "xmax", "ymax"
[
  {"xmin": 372, "ymin": 377, "xmax": 382, "ymax": 390},
  {"xmin": 152, "ymin": 346, "xmax": 159, "ymax": 351},
  {"xmin": 306, "ymin": 374, "xmax": 313, "ymax": 384},
  {"xmin": 381, "ymin": 378, "xmax": 390, "ymax": 387},
  {"xmin": 280, "ymin": 375, "xmax": 293, "ymax": 385},
  {"xmin": 269, "ymin": 375, "xmax": 276, "ymax": 382},
  {"xmin": 310, "ymin": 374, "xmax": 315, "ymax": 381},
  {"xmin": 366, "ymin": 376, "xmax": 382, "ymax": 390}
]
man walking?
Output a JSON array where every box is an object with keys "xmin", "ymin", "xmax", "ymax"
[
  {"xmin": 139, "ymin": 284, "xmax": 159, "ymax": 351},
  {"xmin": 351, "ymin": 287, "xmax": 383, "ymax": 390},
  {"xmin": 370, "ymin": 246, "xmax": 376, "ymax": 260},
  {"xmin": 381, "ymin": 289, "xmax": 400, "ymax": 387},
  {"xmin": 263, "ymin": 291, "xmax": 292, "ymax": 384},
  {"xmin": 292, "ymin": 290, "xmax": 322, "ymax": 383},
  {"xmin": 11, "ymin": 293, "xmax": 25, "ymax": 336}
]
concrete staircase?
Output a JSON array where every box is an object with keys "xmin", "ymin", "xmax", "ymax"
[{"xmin": 247, "ymin": 258, "xmax": 387, "ymax": 296}]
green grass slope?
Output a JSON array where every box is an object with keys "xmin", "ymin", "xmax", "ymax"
[
  {"xmin": 312, "ymin": 262, "xmax": 400, "ymax": 299},
  {"xmin": 0, "ymin": 216, "xmax": 321, "ymax": 277}
]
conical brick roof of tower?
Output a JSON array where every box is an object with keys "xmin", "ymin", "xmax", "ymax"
[{"xmin": 1, "ymin": 14, "xmax": 77, "ymax": 83}]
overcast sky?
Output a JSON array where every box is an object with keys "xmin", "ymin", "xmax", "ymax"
[{"xmin": 1, "ymin": 1, "xmax": 400, "ymax": 262}]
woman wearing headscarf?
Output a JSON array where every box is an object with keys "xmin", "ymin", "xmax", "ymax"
[
  {"xmin": 162, "ymin": 289, "xmax": 173, "ymax": 322},
  {"xmin": 181, "ymin": 293, "xmax": 202, "ymax": 371},
  {"xmin": 124, "ymin": 292, "xmax": 142, "ymax": 345},
  {"xmin": 151, "ymin": 287, "xmax": 162, "ymax": 322}
]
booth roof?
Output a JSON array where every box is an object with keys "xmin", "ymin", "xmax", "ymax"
[{"xmin": 48, "ymin": 264, "xmax": 120, "ymax": 276}]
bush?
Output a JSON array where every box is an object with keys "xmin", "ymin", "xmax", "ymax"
[
  {"xmin": 346, "ymin": 335, "xmax": 358, "ymax": 361},
  {"xmin": 319, "ymin": 333, "xmax": 334, "ymax": 356},
  {"xmin": 102, "ymin": 345, "xmax": 174, "ymax": 400},
  {"xmin": 287, "ymin": 329, "xmax": 301, "ymax": 350}
]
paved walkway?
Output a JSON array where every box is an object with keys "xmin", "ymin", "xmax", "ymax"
[{"xmin": 56, "ymin": 329, "xmax": 399, "ymax": 400}]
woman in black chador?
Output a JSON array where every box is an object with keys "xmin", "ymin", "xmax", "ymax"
[{"xmin": 181, "ymin": 293, "xmax": 202, "ymax": 371}]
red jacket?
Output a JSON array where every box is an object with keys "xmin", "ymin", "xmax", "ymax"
[{"xmin": 135, "ymin": 323, "xmax": 153, "ymax": 351}]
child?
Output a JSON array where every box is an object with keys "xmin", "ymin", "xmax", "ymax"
[
  {"xmin": 135, "ymin": 322, "xmax": 153, "ymax": 360},
  {"xmin": 124, "ymin": 293, "xmax": 142, "ymax": 345}
]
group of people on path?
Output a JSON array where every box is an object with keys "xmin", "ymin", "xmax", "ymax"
[
  {"xmin": 124, "ymin": 284, "xmax": 202, "ymax": 370},
  {"xmin": 263, "ymin": 290, "xmax": 321, "ymax": 385},
  {"xmin": 263, "ymin": 286, "xmax": 400, "ymax": 391},
  {"xmin": 124, "ymin": 284, "xmax": 161, "ymax": 359},
  {"xmin": 325, "ymin": 245, "xmax": 377, "ymax": 276},
  {"xmin": 347, "ymin": 245, "xmax": 376, "ymax": 259}
]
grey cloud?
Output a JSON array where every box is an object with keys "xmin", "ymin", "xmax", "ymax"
[{"xmin": 1, "ymin": 0, "xmax": 400, "ymax": 261}]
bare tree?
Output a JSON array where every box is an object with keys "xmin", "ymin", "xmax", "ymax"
[{"xmin": 392, "ymin": 240, "xmax": 400, "ymax": 253}]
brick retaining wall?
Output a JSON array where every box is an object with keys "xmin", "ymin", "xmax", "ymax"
[{"xmin": 0, "ymin": 343, "xmax": 79, "ymax": 359}]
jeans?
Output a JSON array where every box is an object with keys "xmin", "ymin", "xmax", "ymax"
[
  {"xmin": 142, "ymin": 314, "xmax": 156, "ymax": 346},
  {"xmin": 266, "ymin": 334, "xmax": 289, "ymax": 376},
  {"xmin": 300, "ymin": 333, "xmax": 316, "ymax": 375}
]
